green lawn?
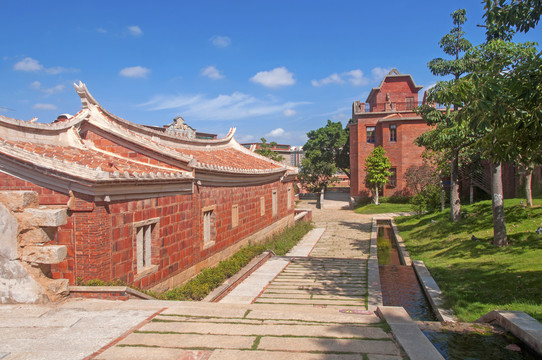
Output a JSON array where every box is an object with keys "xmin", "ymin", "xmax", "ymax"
[
  {"xmin": 354, "ymin": 201, "xmax": 412, "ymax": 214},
  {"xmin": 394, "ymin": 197, "xmax": 542, "ymax": 322}
]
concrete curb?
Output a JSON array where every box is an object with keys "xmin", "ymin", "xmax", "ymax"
[
  {"xmin": 377, "ymin": 306, "xmax": 445, "ymax": 360},
  {"xmin": 203, "ymin": 250, "xmax": 275, "ymax": 302},
  {"xmin": 383, "ymin": 217, "xmax": 456, "ymax": 323},
  {"xmin": 476, "ymin": 310, "xmax": 542, "ymax": 356},
  {"xmin": 412, "ymin": 260, "xmax": 455, "ymax": 323},
  {"xmin": 69, "ymin": 286, "xmax": 155, "ymax": 300},
  {"xmin": 367, "ymin": 218, "xmax": 383, "ymax": 311}
]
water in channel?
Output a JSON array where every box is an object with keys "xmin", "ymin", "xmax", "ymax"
[{"xmin": 376, "ymin": 220, "xmax": 437, "ymax": 321}]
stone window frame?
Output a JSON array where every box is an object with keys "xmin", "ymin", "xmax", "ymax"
[
  {"xmin": 202, "ymin": 205, "xmax": 216, "ymax": 249},
  {"xmin": 287, "ymin": 187, "xmax": 292, "ymax": 209},
  {"xmin": 389, "ymin": 124, "xmax": 397, "ymax": 142},
  {"xmin": 260, "ymin": 196, "xmax": 265, "ymax": 217},
  {"xmin": 231, "ymin": 204, "xmax": 239, "ymax": 228},
  {"xmin": 387, "ymin": 167, "xmax": 397, "ymax": 188},
  {"xmin": 366, "ymin": 126, "xmax": 376, "ymax": 144},
  {"xmin": 133, "ymin": 217, "xmax": 160, "ymax": 279},
  {"xmin": 272, "ymin": 190, "xmax": 278, "ymax": 217}
]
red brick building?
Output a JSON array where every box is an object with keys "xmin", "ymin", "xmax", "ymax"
[
  {"xmin": 0, "ymin": 82, "xmax": 297, "ymax": 293},
  {"xmin": 349, "ymin": 69, "xmax": 429, "ymax": 200}
]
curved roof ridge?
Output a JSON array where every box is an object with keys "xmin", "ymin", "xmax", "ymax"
[{"xmin": 74, "ymin": 82, "xmax": 235, "ymax": 147}]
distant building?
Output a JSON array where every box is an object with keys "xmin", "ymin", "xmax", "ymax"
[
  {"xmin": 349, "ymin": 69, "xmax": 429, "ymax": 199},
  {"xmin": 144, "ymin": 118, "xmax": 218, "ymax": 140},
  {"xmin": 241, "ymin": 142, "xmax": 305, "ymax": 168}
]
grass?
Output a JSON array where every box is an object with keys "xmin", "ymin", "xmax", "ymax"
[
  {"xmin": 354, "ymin": 199, "xmax": 412, "ymax": 214},
  {"xmin": 394, "ymin": 197, "xmax": 542, "ymax": 322},
  {"xmin": 160, "ymin": 221, "xmax": 313, "ymax": 301}
]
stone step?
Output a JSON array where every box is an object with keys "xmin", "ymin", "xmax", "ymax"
[
  {"xmin": 141, "ymin": 321, "xmax": 389, "ymax": 339},
  {"xmin": 258, "ymin": 293, "xmax": 364, "ymax": 301},
  {"xmin": 257, "ymin": 336, "xmax": 399, "ymax": 355},
  {"xmin": 118, "ymin": 333, "xmax": 255, "ymax": 350},
  {"xmin": 254, "ymin": 298, "xmax": 365, "ymax": 306}
]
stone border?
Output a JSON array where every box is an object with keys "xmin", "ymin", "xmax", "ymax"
[
  {"xmin": 412, "ymin": 261, "xmax": 455, "ymax": 323},
  {"xmin": 476, "ymin": 310, "xmax": 542, "ymax": 356},
  {"xmin": 203, "ymin": 250, "xmax": 275, "ymax": 302},
  {"xmin": 367, "ymin": 218, "xmax": 383, "ymax": 311},
  {"xmin": 375, "ymin": 217, "xmax": 455, "ymax": 322},
  {"xmin": 69, "ymin": 286, "xmax": 155, "ymax": 300},
  {"xmin": 377, "ymin": 306, "xmax": 445, "ymax": 360}
]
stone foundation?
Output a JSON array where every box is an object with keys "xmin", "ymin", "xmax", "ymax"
[{"xmin": 0, "ymin": 191, "xmax": 68, "ymax": 303}]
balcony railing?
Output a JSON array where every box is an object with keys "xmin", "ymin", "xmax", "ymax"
[{"xmin": 354, "ymin": 101, "xmax": 447, "ymax": 114}]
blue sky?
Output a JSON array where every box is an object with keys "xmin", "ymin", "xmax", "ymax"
[{"xmin": 2, "ymin": 1, "xmax": 541, "ymax": 146}]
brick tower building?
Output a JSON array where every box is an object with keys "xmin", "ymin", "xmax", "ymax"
[{"xmin": 349, "ymin": 69, "xmax": 430, "ymax": 200}]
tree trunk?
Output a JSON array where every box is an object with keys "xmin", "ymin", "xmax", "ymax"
[
  {"xmin": 525, "ymin": 166, "xmax": 533, "ymax": 207},
  {"xmin": 450, "ymin": 153, "xmax": 461, "ymax": 221},
  {"xmin": 470, "ymin": 179, "xmax": 474, "ymax": 204},
  {"xmin": 491, "ymin": 162, "xmax": 508, "ymax": 246},
  {"xmin": 374, "ymin": 186, "xmax": 379, "ymax": 205},
  {"xmin": 440, "ymin": 180, "xmax": 445, "ymax": 211}
]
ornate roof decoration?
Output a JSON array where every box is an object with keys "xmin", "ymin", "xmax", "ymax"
[{"xmin": 0, "ymin": 83, "xmax": 297, "ymax": 197}]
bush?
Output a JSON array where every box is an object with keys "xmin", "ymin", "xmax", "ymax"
[{"xmin": 410, "ymin": 184, "xmax": 441, "ymax": 214}]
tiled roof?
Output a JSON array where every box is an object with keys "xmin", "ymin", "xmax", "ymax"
[
  {"xmin": 0, "ymin": 139, "xmax": 189, "ymax": 182},
  {"xmin": 177, "ymin": 147, "xmax": 282, "ymax": 171}
]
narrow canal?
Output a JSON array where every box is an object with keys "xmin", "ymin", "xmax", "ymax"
[{"xmin": 376, "ymin": 220, "xmax": 436, "ymax": 321}]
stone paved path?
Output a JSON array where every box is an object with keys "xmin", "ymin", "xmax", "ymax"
[{"xmin": 0, "ymin": 202, "xmax": 407, "ymax": 359}]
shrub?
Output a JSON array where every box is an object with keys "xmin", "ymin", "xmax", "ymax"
[{"xmin": 410, "ymin": 184, "xmax": 441, "ymax": 214}]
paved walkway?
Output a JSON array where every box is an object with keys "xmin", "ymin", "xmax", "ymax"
[{"xmin": 0, "ymin": 202, "xmax": 408, "ymax": 359}]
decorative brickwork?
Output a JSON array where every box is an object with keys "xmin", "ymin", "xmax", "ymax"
[{"xmin": 0, "ymin": 83, "xmax": 298, "ymax": 294}]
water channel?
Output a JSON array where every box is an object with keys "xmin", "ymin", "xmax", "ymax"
[{"xmin": 376, "ymin": 220, "xmax": 541, "ymax": 360}]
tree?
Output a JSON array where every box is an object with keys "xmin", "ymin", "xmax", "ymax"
[
  {"xmin": 255, "ymin": 137, "xmax": 284, "ymax": 162},
  {"xmin": 484, "ymin": 0, "xmax": 542, "ymax": 40},
  {"xmin": 446, "ymin": 39, "xmax": 541, "ymax": 246},
  {"xmin": 415, "ymin": 9, "xmax": 474, "ymax": 222},
  {"xmin": 364, "ymin": 146, "xmax": 392, "ymax": 205},
  {"xmin": 299, "ymin": 120, "xmax": 350, "ymax": 191},
  {"xmin": 303, "ymin": 120, "xmax": 350, "ymax": 179}
]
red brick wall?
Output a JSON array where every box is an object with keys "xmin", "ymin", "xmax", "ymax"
[
  {"xmin": 0, "ymin": 172, "xmax": 294, "ymax": 289},
  {"xmin": 349, "ymin": 115, "xmax": 429, "ymax": 198}
]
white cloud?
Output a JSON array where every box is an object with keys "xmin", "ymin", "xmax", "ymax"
[
  {"xmin": 201, "ymin": 66, "xmax": 224, "ymax": 79},
  {"xmin": 236, "ymin": 134, "xmax": 256, "ymax": 143},
  {"xmin": 312, "ymin": 69, "xmax": 368, "ymax": 87},
  {"xmin": 13, "ymin": 57, "xmax": 77, "ymax": 74},
  {"xmin": 142, "ymin": 92, "xmax": 309, "ymax": 121},
  {"xmin": 30, "ymin": 81, "xmax": 64, "ymax": 94},
  {"xmin": 33, "ymin": 103, "xmax": 57, "ymax": 110},
  {"xmin": 128, "ymin": 25, "xmax": 143, "ymax": 36},
  {"xmin": 371, "ymin": 67, "xmax": 392, "ymax": 81},
  {"xmin": 14, "ymin": 57, "xmax": 43, "ymax": 72},
  {"xmin": 346, "ymin": 69, "xmax": 368, "ymax": 86},
  {"xmin": 211, "ymin": 36, "xmax": 231, "ymax": 48},
  {"xmin": 283, "ymin": 109, "xmax": 296, "ymax": 117},
  {"xmin": 120, "ymin": 66, "xmax": 150, "ymax": 78},
  {"xmin": 96, "ymin": 27, "xmax": 107, "ymax": 34},
  {"xmin": 250, "ymin": 67, "xmax": 295, "ymax": 89},
  {"xmin": 311, "ymin": 73, "xmax": 344, "ymax": 87},
  {"xmin": 267, "ymin": 128, "xmax": 285, "ymax": 137}
]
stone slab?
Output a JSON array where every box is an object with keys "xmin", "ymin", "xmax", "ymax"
[
  {"xmin": 377, "ymin": 306, "xmax": 444, "ymax": 360},
  {"xmin": 476, "ymin": 310, "xmax": 542, "ymax": 356},
  {"xmin": 119, "ymin": 333, "xmax": 255, "ymax": 349},
  {"xmin": 96, "ymin": 347, "xmax": 209, "ymax": 360},
  {"xmin": 247, "ymin": 309, "xmax": 380, "ymax": 324},
  {"xmin": 286, "ymin": 227, "xmax": 325, "ymax": 257},
  {"xmin": 21, "ymin": 245, "xmax": 67, "ymax": 264},
  {"xmin": 219, "ymin": 257, "xmax": 290, "ymax": 304},
  {"xmin": 0, "ymin": 256, "xmax": 44, "ymax": 304},
  {"xmin": 208, "ymin": 349, "xmax": 366, "ymax": 360},
  {"xmin": 0, "ymin": 191, "xmax": 38, "ymax": 212},
  {"xmin": 257, "ymin": 337, "xmax": 399, "ymax": 355},
  {"xmin": 142, "ymin": 321, "xmax": 389, "ymax": 339},
  {"xmin": 412, "ymin": 260, "xmax": 455, "ymax": 322},
  {"xmin": 0, "ymin": 203, "xmax": 18, "ymax": 260},
  {"xmin": 21, "ymin": 207, "xmax": 68, "ymax": 227}
]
